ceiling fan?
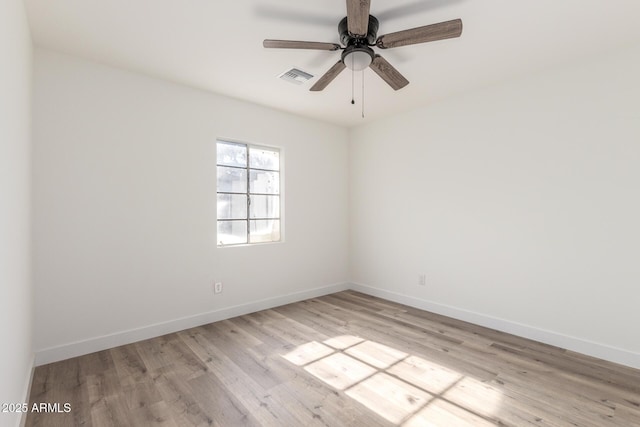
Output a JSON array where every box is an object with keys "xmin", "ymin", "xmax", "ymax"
[{"xmin": 263, "ymin": 0, "xmax": 462, "ymax": 92}]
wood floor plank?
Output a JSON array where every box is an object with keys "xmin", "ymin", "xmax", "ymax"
[
  {"xmin": 89, "ymin": 394, "xmax": 132, "ymax": 426},
  {"xmin": 129, "ymin": 400, "xmax": 179, "ymax": 427},
  {"xmin": 200, "ymin": 322, "xmax": 283, "ymax": 390},
  {"xmin": 187, "ymin": 373, "xmax": 260, "ymax": 427},
  {"xmin": 179, "ymin": 327, "xmax": 303, "ymax": 426},
  {"xmin": 134, "ymin": 334, "xmax": 179, "ymax": 372},
  {"xmin": 151, "ymin": 366, "xmax": 217, "ymax": 427},
  {"xmin": 26, "ymin": 291, "xmax": 640, "ymax": 426},
  {"xmin": 110, "ymin": 344, "xmax": 152, "ymax": 389},
  {"xmin": 227, "ymin": 315, "xmax": 289, "ymax": 349}
]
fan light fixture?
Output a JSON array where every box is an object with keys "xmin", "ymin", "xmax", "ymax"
[{"xmin": 343, "ymin": 48, "xmax": 373, "ymax": 71}]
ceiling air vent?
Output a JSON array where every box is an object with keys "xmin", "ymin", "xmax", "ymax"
[{"xmin": 278, "ymin": 68, "xmax": 314, "ymax": 85}]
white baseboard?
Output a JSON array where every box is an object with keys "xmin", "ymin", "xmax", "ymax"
[
  {"xmin": 34, "ymin": 281, "xmax": 640, "ymax": 370},
  {"xmin": 34, "ymin": 282, "xmax": 350, "ymax": 366},
  {"xmin": 349, "ymin": 282, "xmax": 640, "ymax": 370},
  {"xmin": 19, "ymin": 354, "xmax": 35, "ymax": 427}
]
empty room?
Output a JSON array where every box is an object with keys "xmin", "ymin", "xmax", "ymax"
[{"xmin": 2, "ymin": 0, "xmax": 640, "ymax": 426}]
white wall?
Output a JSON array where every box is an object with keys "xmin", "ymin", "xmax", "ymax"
[
  {"xmin": 0, "ymin": 0, "xmax": 33, "ymax": 426},
  {"xmin": 33, "ymin": 49, "xmax": 349, "ymax": 363},
  {"xmin": 350, "ymin": 44, "xmax": 640, "ymax": 367},
  {"xmin": 32, "ymin": 42, "xmax": 640, "ymax": 369}
]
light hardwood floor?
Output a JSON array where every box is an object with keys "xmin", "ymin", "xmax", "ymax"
[{"xmin": 26, "ymin": 291, "xmax": 640, "ymax": 426}]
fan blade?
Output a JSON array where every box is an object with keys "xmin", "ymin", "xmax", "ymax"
[
  {"xmin": 263, "ymin": 40, "xmax": 341, "ymax": 51},
  {"xmin": 346, "ymin": 0, "xmax": 371, "ymax": 36},
  {"xmin": 370, "ymin": 55, "xmax": 409, "ymax": 90},
  {"xmin": 376, "ymin": 19, "xmax": 462, "ymax": 49},
  {"xmin": 310, "ymin": 61, "xmax": 347, "ymax": 91}
]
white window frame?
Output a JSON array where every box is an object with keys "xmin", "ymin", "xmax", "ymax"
[{"xmin": 216, "ymin": 139, "xmax": 282, "ymax": 247}]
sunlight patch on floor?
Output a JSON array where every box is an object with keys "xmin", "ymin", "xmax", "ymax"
[
  {"xmin": 441, "ymin": 376, "xmax": 504, "ymax": 419},
  {"xmin": 346, "ymin": 372, "xmax": 432, "ymax": 424},
  {"xmin": 281, "ymin": 341, "xmax": 334, "ymax": 366},
  {"xmin": 345, "ymin": 340, "xmax": 408, "ymax": 369},
  {"xmin": 281, "ymin": 335, "xmax": 505, "ymax": 425},
  {"xmin": 388, "ymin": 355, "xmax": 462, "ymax": 395},
  {"xmin": 323, "ymin": 335, "xmax": 365, "ymax": 349},
  {"xmin": 404, "ymin": 398, "xmax": 496, "ymax": 427},
  {"xmin": 305, "ymin": 353, "xmax": 377, "ymax": 390}
]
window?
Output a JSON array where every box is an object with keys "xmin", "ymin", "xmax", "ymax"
[{"xmin": 216, "ymin": 140, "xmax": 281, "ymax": 246}]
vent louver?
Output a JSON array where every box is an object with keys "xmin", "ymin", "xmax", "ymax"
[{"xmin": 278, "ymin": 68, "xmax": 314, "ymax": 85}]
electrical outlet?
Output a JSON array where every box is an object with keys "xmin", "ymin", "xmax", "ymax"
[
  {"xmin": 418, "ymin": 274, "xmax": 426, "ymax": 286},
  {"xmin": 214, "ymin": 282, "xmax": 223, "ymax": 294}
]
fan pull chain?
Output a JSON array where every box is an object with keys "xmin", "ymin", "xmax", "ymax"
[
  {"xmin": 361, "ymin": 71, "xmax": 365, "ymax": 118},
  {"xmin": 351, "ymin": 57, "xmax": 355, "ymax": 105}
]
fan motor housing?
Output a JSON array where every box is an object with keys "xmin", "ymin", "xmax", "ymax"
[
  {"xmin": 339, "ymin": 15, "xmax": 379, "ymax": 46},
  {"xmin": 341, "ymin": 44, "xmax": 375, "ymax": 67}
]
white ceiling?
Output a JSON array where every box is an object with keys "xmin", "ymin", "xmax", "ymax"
[{"xmin": 25, "ymin": 0, "xmax": 640, "ymax": 128}]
